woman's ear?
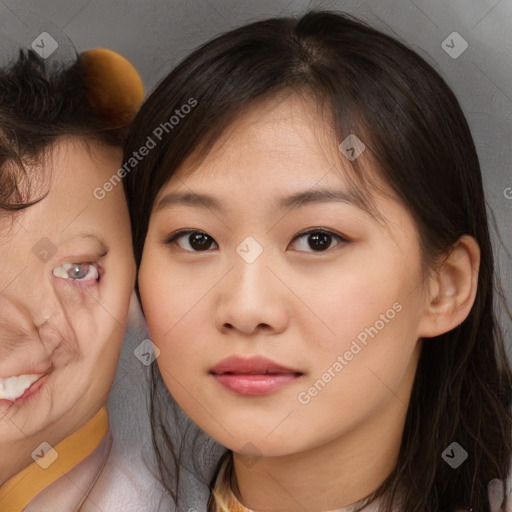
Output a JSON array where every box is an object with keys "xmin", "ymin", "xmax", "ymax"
[{"xmin": 418, "ymin": 235, "xmax": 480, "ymax": 338}]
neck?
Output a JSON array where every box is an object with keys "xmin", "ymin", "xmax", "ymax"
[{"xmin": 232, "ymin": 376, "xmax": 414, "ymax": 511}]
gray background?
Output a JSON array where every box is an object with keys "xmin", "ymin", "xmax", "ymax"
[{"xmin": 0, "ymin": 1, "xmax": 510, "ymax": 508}]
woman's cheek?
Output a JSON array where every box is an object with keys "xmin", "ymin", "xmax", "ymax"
[{"xmin": 141, "ymin": 261, "xmax": 195, "ymax": 340}]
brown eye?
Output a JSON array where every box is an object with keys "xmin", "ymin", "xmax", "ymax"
[
  {"xmin": 306, "ymin": 232, "xmax": 331, "ymax": 251},
  {"xmin": 289, "ymin": 229, "xmax": 348, "ymax": 252},
  {"xmin": 167, "ymin": 230, "xmax": 218, "ymax": 251},
  {"xmin": 188, "ymin": 232, "xmax": 215, "ymax": 251}
]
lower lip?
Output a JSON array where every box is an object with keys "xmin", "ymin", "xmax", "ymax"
[
  {"xmin": 0, "ymin": 374, "xmax": 48, "ymax": 408},
  {"xmin": 213, "ymin": 373, "xmax": 301, "ymax": 396}
]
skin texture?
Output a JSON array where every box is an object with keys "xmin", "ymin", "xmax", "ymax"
[
  {"xmin": 0, "ymin": 137, "xmax": 135, "ymax": 484},
  {"xmin": 139, "ymin": 95, "xmax": 480, "ymax": 511}
]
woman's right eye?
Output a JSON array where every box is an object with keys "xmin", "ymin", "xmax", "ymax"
[{"xmin": 166, "ymin": 230, "xmax": 218, "ymax": 252}]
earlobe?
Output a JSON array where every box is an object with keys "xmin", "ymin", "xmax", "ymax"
[{"xmin": 418, "ymin": 235, "xmax": 480, "ymax": 338}]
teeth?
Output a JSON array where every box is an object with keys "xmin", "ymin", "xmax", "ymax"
[{"xmin": 0, "ymin": 374, "xmax": 41, "ymax": 402}]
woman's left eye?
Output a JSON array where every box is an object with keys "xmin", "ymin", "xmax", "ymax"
[
  {"xmin": 289, "ymin": 230, "xmax": 348, "ymax": 252},
  {"xmin": 166, "ymin": 230, "xmax": 218, "ymax": 252},
  {"xmin": 52, "ymin": 263, "xmax": 100, "ymax": 283}
]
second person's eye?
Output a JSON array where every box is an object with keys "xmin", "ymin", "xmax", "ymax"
[
  {"xmin": 289, "ymin": 229, "xmax": 348, "ymax": 252},
  {"xmin": 167, "ymin": 230, "xmax": 218, "ymax": 251},
  {"xmin": 52, "ymin": 263, "xmax": 100, "ymax": 282}
]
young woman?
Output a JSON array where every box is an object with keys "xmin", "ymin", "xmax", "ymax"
[{"xmin": 124, "ymin": 11, "xmax": 512, "ymax": 512}]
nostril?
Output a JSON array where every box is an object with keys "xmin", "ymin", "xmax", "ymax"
[{"xmin": 222, "ymin": 322, "xmax": 272, "ymax": 334}]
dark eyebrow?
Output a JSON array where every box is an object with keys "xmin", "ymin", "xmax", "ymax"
[
  {"xmin": 155, "ymin": 187, "xmax": 365, "ymax": 213},
  {"xmin": 155, "ymin": 192, "xmax": 223, "ymax": 212},
  {"xmin": 278, "ymin": 187, "xmax": 364, "ymax": 210}
]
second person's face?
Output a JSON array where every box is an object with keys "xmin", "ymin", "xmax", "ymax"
[{"xmin": 0, "ymin": 138, "xmax": 134, "ymax": 467}]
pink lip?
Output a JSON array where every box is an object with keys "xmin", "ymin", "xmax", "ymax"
[
  {"xmin": 0, "ymin": 373, "xmax": 49, "ymax": 408},
  {"xmin": 210, "ymin": 356, "xmax": 302, "ymax": 396}
]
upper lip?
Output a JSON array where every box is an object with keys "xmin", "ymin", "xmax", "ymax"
[
  {"xmin": 210, "ymin": 356, "xmax": 301, "ymax": 375},
  {"xmin": 0, "ymin": 366, "xmax": 52, "ymax": 380}
]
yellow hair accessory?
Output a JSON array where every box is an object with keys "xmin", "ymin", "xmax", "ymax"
[{"xmin": 80, "ymin": 48, "xmax": 144, "ymax": 127}]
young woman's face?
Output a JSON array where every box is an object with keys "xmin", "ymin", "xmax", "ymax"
[
  {"xmin": 139, "ymin": 96, "xmax": 430, "ymax": 458},
  {"xmin": 0, "ymin": 138, "xmax": 134, "ymax": 450}
]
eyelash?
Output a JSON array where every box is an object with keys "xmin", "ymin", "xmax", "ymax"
[{"xmin": 165, "ymin": 228, "xmax": 349, "ymax": 253}]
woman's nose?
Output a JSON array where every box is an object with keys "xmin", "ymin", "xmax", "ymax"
[{"xmin": 213, "ymin": 252, "xmax": 289, "ymax": 337}]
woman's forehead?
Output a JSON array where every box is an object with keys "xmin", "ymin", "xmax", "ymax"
[{"xmin": 158, "ymin": 96, "xmax": 395, "ymax": 226}]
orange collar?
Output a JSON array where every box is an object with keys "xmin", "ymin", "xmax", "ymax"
[{"xmin": 0, "ymin": 407, "xmax": 108, "ymax": 511}]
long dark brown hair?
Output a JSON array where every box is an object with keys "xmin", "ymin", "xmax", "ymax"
[{"xmin": 124, "ymin": 10, "xmax": 512, "ymax": 512}]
